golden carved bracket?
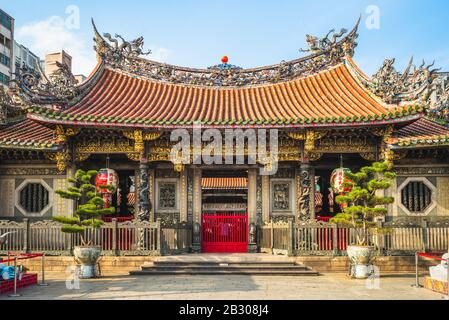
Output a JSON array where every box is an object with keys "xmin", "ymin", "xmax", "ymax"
[
  {"xmin": 55, "ymin": 125, "xmax": 81, "ymax": 143},
  {"xmin": 372, "ymin": 125, "xmax": 394, "ymax": 142},
  {"xmin": 45, "ymin": 151, "xmax": 71, "ymax": 172},
  {"xmin": 127, "ymin": 153, "xmax": 141, "ymax": 162},
  {"xmin": 360, "ymin": 152, "xmax": 377, "ymax": 161},
  {"xmin": 123, "ymin": 130, "xmax": 163, "ymax": 154},
  {"xmin": 307, "ymin": 153, "xmax": 323, "ymax": 162},
  {"xmin": 380, "ymin": 148, "xmax": 407, "ymax": 163},
  {"xmin": 288, "ymin": 130, "xmax": 328, "ymax": 153},
  {"xmin": 75, "ymin": 153, "xmax": 91, "ymax": 162}
]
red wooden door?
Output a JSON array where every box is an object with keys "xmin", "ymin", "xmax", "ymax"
[{"xmin": 202, "ymin": 214, "xmax": 248, "ymax": 253}]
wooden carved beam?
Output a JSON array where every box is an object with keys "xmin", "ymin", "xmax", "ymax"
[
  {"xmin": 123, "ymin": 130, "xmax": 163, "ymax": 154},
  {"xmin": 54, "ymin": 125, "xmax": 81, "ymax": 143},
  {"xmin": 287, "ymin": 130, "xmax": 328, "ymax": 153}
]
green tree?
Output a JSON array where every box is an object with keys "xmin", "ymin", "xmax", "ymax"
[
  {"xmin": 330, "ymin": 162, "xmax": 396, "ymax": 246},
  {"xmin": 53, "ymin": 169, "xmax": 116, "ymax": 246}
]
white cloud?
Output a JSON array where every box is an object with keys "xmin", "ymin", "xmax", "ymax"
[
  {"xmin": 150, "ymin": 47, "xmax": 171, "ymax": 63},
  {"xmin": 16, "ymin": 16, "xmax": 96, "ymax": 76},
  {"xmin": 16, "ymin": 16, "xmax": 173, "ymax": 77}
]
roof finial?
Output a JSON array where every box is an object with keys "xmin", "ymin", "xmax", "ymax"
[{"xmin": 221, "ymin": 56, "xmax": 229, "ymax": 64}]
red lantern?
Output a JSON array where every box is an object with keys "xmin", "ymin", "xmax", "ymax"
[
  {"xmin": 95, "ymin": 169, "xmax": 119, "ymax": 208},
  {"xmin": 330, "ymin": 168, "xmax": 352, "ymax": 211},
  {"xmin": 221, "ymin": 56, "xmax": 229, "ymax": 64},
  {"xmin": 330, "ymin": 168, "xmax": 352, "ymax": 194}
]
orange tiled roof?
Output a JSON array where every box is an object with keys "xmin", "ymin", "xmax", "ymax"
[
  {"xmin": 28, "ymin": 61, "xmax": 423, "ymax": 129},
  {"xmin": 202, "ymin": 177, "xmax": 248, "ymax": 190},
  {"xmin": 389, "ymin": 118, "xmax": 449, "ymax": 148},
  {"xmin": 0, "ymin": 119, "xmax": 60, "ymax": 150}
]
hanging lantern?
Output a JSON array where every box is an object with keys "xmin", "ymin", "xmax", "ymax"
[
  {"xmin": 95, "ymin": 168, "xmax": 119, "ymax": 208},
  {"xmin": 330, "ymin": 168, "xmax": 352, "ymax": 194}
]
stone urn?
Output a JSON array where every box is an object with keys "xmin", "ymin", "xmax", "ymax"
[
  {"xmin": 73, "ymin": 246, "xmax": 101, "ymax": 279},
  {"xmin": 347, "ymin": 245, "xmax": 375, "ymax": 279}
]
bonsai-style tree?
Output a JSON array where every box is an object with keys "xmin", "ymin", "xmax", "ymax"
[
  {"xmin": 53, "ymin": 169, "xmax": 116, "ymax": 246},
  {"xmin": 330, "ymin": 162, "xmax": 396, "ymax": 246}
]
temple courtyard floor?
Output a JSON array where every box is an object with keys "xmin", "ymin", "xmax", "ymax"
[{"xmin": 1, "ymin": 273, "xmax": 446, "ymax": 300}]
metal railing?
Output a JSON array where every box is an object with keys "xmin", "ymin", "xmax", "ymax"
[
  {"xmin": 1, "ymin": 219, "xmax": 193, "ymax": 256},
  {"xmin": 259, "ymin": 220, "xmax": 449, "ymax": 256},
  {"xmin": 2, "ymin": 219, "xmax": 447, "ymax": 257}
]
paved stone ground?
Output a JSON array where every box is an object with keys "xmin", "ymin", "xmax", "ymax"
[{"xmin": 1, "ymin": 273, "xmax": 446, "ymax": 300}]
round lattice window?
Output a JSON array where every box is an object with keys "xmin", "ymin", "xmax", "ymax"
[{"xmin": 19, "ymin": 183, "xmax": 50, "ymax": 213}]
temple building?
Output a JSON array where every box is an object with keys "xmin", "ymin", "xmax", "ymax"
[{"xmin": 0, "ymin": 18, "xmax": 448, "ymax": 253}]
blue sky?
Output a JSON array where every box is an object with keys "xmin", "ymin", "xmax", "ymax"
[{"xmin": 1, "ymin": 0, "xmax": 448, "ymax": 76}]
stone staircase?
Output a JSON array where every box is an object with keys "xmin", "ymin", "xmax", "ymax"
[{"xmin": 130, "ymin": 254, "xmax": 319, "ymax": 276}]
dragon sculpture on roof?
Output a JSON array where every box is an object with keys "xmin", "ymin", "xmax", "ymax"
[
  {"xmin": 300, "ymin": 28, "xmax": 348, "ymax": 54},
  {"xmin": 369, "ymin": 57, "xmax": 439, "ymax": 104},
  {"xmin": 428, "ymin": 76, "xmax": 449, "ymax": 123},
  {"xmin": 98, "ymin": 33, "xmax": 151, "ymax": 67},
  {"xmin": 7, "ymin": 60, "xmax": 80, "ymax": 107}
]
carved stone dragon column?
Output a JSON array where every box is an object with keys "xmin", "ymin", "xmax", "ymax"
[
  {"xmin": 138, "ymin": 161, "xmax": 151, "ymax": 222},
  {"xmin": 297, "ymin": 163, "xmax": 316, "ymax": 221},
  {"xmin": 191, "ymin": 168, "xmax": 202, "ymax": 253}
]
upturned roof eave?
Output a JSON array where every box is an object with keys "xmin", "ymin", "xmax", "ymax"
[{"xmin": 27, "ymin": 112, "xmax": 423, "ymax": 131}]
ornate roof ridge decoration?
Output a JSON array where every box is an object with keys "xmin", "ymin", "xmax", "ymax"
[
  {"xmin": 352, "ymin": 56, "xmax": 440, "ymax": 105},
  {"xmin": 92, "ymin": 17, "xmax": 360, "ymax": 88},
  {"xmin": 0, "ymin": 87, "xmax": 26, "ymax": 125},
  {"xmin": 428, "ymin": 76, "xmax": 449, "ymax": 122},
  {"xmin": 9, "ymin": 59, "xmax": 80, "ymax": 107}
]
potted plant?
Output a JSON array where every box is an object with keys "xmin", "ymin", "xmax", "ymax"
[
  {"xmin": 53, "ymin": 169, "xmax": 116, "ymax": 278},
  {"xmin": 330, "ymin": 162, "xmax": 396, "ymax": 279}
]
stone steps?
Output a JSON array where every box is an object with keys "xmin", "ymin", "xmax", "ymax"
[
  {"xmin": 131, "ymin": 269, "xmax": 319, "ymax": 276},
  {"xmin": 131, "ymin": 255, "xmax": 319, "ymax": 276}
]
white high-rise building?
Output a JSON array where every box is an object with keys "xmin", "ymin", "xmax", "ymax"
[
  {"xmin": 0, "ymin": 9, "xmax": 14, "ymax": 88},
  {"xmin": 14, "ymin": 41, "xmax": 40, "ymax": 75}
]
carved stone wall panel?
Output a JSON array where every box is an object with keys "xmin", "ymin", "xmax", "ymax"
[
  {"xmin": 387, "ymin": 177, "xmax": 399, "ymax": 218},
  {"xmin": 436, "ymin": 177, "xmax": 449, "ymax": 217},
  {"xmin": 53, "ymin": 178, "xmax": 72, "ymax": 217},
  {"xmin": 0, "ymin": 179, "xmax": 15, "ymax": 217}
]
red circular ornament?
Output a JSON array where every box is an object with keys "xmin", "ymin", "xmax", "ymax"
[{"xmin": 221, "ymin": 56, "xmax": 229, "ymax": 64}]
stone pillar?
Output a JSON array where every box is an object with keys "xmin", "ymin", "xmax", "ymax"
[
  {"xmin": 262, "ymin": 175, "xmax": 270, "ymax": 223},
  {"xmin": 247, "ymin": 168, "xmax": 258, "ymax": 253},
  {"xmin": 247, "ymin": 169, "xmax": 258, "ymax": 224},
  {"xmin": 192, "ymin": 168, "xmax": 202, "ymax": 252},
  {"xmin": 179, "ymin": 170, "xmax": 188, "ymax": 222},
  {"xmin": 138, "ymin": 162, "xmax": 150, "ymax": 221},
  {"xmin": 297, "ymin": 163, "xmax": 316, "ymax": 221}
]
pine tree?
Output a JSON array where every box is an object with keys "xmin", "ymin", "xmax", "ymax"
[
  {"xmin": 53, "ymin": 169, "xmax": 116, "ymax": 246},
  {"xmin": 330, "ymin": 162, "xmax": 396, "ymax": 246}
]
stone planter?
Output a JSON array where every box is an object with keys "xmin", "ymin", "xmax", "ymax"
[
  {"xmin": 73, "ymin": 246, "xmax": 101, "ymax": 279},
  {"xmin": 347, "ymin": 245, "xmax": 375, "ymax": 279}
]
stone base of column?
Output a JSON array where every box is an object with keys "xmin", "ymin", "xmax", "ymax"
[
  {"xmin": 248, "ymin": 243, "xmax": 258, "ymax": 253},
  {"xmin": 191, "ymin": 243, "xmax": 201, "ymax": 253}
]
